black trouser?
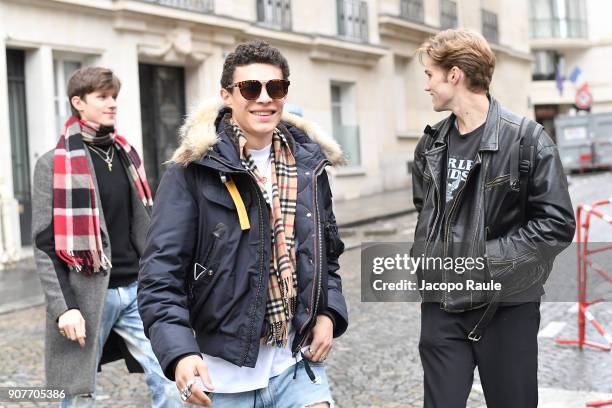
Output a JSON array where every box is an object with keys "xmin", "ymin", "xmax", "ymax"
[{"xmin": 419, "ymin": 302, "xmax": 540, "ymax": 408}]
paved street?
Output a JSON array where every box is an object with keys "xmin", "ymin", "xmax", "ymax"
[{"xmin": 1, "ymin": 171, "xmax": 612, "ymax": 407}]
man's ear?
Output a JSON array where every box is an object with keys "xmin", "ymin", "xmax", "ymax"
[
  {"xmin": 220, "ymin": 87, "xmax": 232, "ymax": 108},
  {"xmin": 71, "ymin": 95, "xmax": 84, "ymax": 113},
  {"xmin": 448, "ymin": 66, "xmax": 463, "ymax": 85}
]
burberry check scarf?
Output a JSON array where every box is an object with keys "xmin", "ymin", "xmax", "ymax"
[
  {"xmin": 229, "ymin": 119, "xmax": 299, "ymax": 347},
  {"xmin": 53, "ymin": 116, "xmax": 153, "ymax": 275}
]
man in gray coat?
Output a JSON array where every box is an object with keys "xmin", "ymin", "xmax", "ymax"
[{"xmin": 32, "ymin": 67, "xmax": 181, "ymax": 407}]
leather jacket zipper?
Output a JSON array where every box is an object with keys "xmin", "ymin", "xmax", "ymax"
[
  {"xmin": 442, "ymin": 153, "xmax": 482, "ymax": 306},
  {"xmin": 484, "ymin": 174, "xmax": 510, "ymax": 189},
  {"xmin": 423, "ymin": 146, "xmax": 445, "ymax": 259},
  {"xmin": 443, "ymin": 153, "xmax": 483, "ymax": 257}
]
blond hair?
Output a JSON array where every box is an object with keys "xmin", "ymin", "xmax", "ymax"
[{"xmin": 417, "ymin": 28, "xmax": 495, "ymax": 93}]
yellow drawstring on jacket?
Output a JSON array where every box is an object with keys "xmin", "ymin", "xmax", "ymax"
[{"xmin": 224, "ymin": 179, "xmax": 251, "ymax": 230}]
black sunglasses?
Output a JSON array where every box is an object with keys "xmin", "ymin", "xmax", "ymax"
[{"xmin": 227, "ymin": 79, "xmax": 290, "ymax": 100}]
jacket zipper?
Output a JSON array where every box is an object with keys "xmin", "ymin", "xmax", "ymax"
[
  {"xmin": 423, "ymin": 146, "xmax": 445, "ymax": 259},
  {"xmin": 205, "ymin": 156, "xmax": 268, "ymax": 367},
  {"xmin": 188, "ymin": 228, "xmax": 222, "ymax": 298},
  {"xmin": 239, "ymin": 178, "xmax": 267, "ymax": 366},
  {"xmin": 484, "ymin": 174, "xmax": 510, "ymax": 189},
  {"xmin": 207, "ymin": 154, "xmax": 328, "ymax": 360},
  {"xmin": 443, "ymin": 153, "xmax": 483, "ymax": 257},
  {"xmin": 442, "ymin": 153, "xmax": 482, "ymax": 306},
  {"xmin": 489, "ymin": 251, "xmax": 536, "ymax": 265},
  {"xmin": 293, "ymin": 159, "xmax": 329, "ymax": 356}
]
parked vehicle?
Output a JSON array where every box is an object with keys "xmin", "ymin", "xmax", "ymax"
[{"xmin": 555, "ymin": 113, "xmax": 612, "ymax": 173}]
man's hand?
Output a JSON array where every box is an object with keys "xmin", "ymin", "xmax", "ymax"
[
  {"xmin": 175, "ymin": 355, "xmax": 215, "ymax": 407},
  {"xmin": 304, "ymin": 314, "xmax": 334, "ymax": 362},
  {"xmin": 58, "ymin": 309, "xmax": 86, "ymax": 347}
]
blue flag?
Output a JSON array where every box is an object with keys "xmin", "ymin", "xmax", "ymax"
[{"xmin": 555, "ymin": 61, "xmax": 564, "ymax": 95}]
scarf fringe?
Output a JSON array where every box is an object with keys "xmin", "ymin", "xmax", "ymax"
[
  {"xmin": 265, "ymin": 321, "xmax": 290, "ymax": 348},
  {"xmin": 56, "ymin": 250, "xmax": 112, "ymax": 275}
]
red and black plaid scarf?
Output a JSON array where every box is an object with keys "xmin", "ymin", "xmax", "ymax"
[
  {"xmin": 53, "ymin": 116, "xmax": 153, "ymax": 275},
  {"xmin": 229, "ymin": 120, "xmax": 298, "ymax": 347}
]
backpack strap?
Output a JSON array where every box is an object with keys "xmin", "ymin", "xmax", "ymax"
[
  {"xmin": 469, "ymin": 117, "xmax": 543, "ymax": 342},
  {"xmin": 518, "ymin": 118, "xmax": 544, "ymax": 223}
]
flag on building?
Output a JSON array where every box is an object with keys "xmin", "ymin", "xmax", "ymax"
[
  {"xmin": 569, "ymin": 66, "xmax": 589, "ymax": 91},
  {"xmin": 555, "ymin": 60, "xmax": 565, "ymax": 95}
]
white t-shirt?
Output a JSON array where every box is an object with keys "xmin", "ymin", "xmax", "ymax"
[
  {"xmin": 202, "ymin": 143, "xmax": 304, "ymax": 393},
  {"xmin": 249, "ymin": 143, "xmax": 273, "ymax": 202},
  {"xmin": 202, "ymin": 326, "xmax": 304, "ymax": 393}
]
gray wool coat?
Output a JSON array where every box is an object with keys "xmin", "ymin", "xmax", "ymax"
[{"xmin": 32, "ymin": 148, "xmax": 151, "ymax": 396}]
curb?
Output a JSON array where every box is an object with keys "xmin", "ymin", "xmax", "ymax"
[{"xmin": 338, "ymin": 208, "xmax": 417, "ymax": 229}]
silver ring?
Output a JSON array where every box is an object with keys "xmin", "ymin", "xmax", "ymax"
[
  {"xmin": 179, "ymin": 380, "xmax": 194, "ymax": 402},
  {"xmin": 179, "ymin": 388, "xmax": 191, "ymax": 402},
  {"xmin": 320, "ymin": 354, "xmax": 327, "ymax": 362}
]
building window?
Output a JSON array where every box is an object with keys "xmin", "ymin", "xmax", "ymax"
[
  {"xmin": 331, "ymin": 83, "xmax": 361, "ymax": 167},
  {"xmin": 440, "ymin": 0, "xmax": 458, "ymax": 29},
  {"xmin": 481, "ymin": 9, "xmax": 499, "ymax": 44},
  {"xmin": 337, "ymin": 0, "xmax": 369, "ymax": 42},
  {"xmin": 256, "ymin": 0, "xmax": 292, "ymax": 30},
  {"xmin": 54, "ymin": 57, "xmax": 83, "ymax": 135},
  {"xmin": 532, "ymin": 50, "xmax": 564, "ymax": 81},
  {"xmin": 529, "ymin": 0, "xmax": 587, "ymax": 39},
  {"xmin": 138, "ymin": 0, "xmax": 214, "ymax": 13},
  {"xmin": 400, "ymin": 0, "xmax": 424, "ymax": 23}
]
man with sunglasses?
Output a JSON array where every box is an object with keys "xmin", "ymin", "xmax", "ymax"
[{"xmin": 138, "ymin": 40, "xmax": 348, "ymax": 407}]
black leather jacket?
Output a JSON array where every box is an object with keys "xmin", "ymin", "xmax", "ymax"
[{"xmin": 411, "ymin": 96, "xmax": 575, "ymax": 312}]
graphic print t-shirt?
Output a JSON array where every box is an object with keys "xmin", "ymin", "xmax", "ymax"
[{"xmin": 445, "ymin": 121, "xmax": 485, "ymax": 211}]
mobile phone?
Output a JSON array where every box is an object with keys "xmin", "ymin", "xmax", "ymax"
[{"xmin": 193, "ymin": 375, "xmax": 212, "ymax": 397}]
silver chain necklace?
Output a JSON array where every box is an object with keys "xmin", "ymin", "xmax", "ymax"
[{"xmin": 87, "ymin": 145, "xmax": 114, "ymax": 172}]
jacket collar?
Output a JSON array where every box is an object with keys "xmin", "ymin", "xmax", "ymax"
[
  {"xmin": 426, "ymin": 95, "xmax": 501, "ymax": 152},
  {"xmin": 170, "ymin": 99, "xmax": 344, "ymax": 167}
]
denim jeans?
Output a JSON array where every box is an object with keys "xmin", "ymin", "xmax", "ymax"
[
  {"xmin": 208, "ymin": 360, "xmax": 335, "ymax": 408},
  {"xmin": 60, "ymin": 281, "xmax": 183, "ymax": 408}
]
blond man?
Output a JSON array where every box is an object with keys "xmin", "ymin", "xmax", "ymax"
[{"xmin": 411, "ymin": 29, "xmax": 575, "ymax": 407}]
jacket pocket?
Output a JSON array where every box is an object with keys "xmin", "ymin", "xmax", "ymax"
[
  {"xmin": 484, "ymin": 174, "xmax": 510, "ymax": 189},
  {"xmin": 488, "ymin": 252, "xmax": 538, "ymax": 284},
  {"xmin": 201, "ymin": 178, "xmax": 252, "ymax": 210},
  {"xmin": 188, "ymin": 222, "xmax": 227, "ymax": 301}
]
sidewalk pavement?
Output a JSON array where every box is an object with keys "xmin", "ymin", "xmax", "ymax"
[
  {"xmin": 0, "ymin": 188, "xmax": 416, "ymax": 315},
  {"xmin": 334, "ymin": 188, "xmax": 414, "ymax": 228}
]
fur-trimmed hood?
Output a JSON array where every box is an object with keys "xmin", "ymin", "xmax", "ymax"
[{"xmin": 171, "ymin": 99, "xmax": 344, "ymax": 166}]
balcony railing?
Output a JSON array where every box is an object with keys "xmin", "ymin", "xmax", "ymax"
[
  {"xmin": 530, "ymin": 18, "xmax": 587, "ymax": 39},
  {"xmin": 337, "ymin": 0, "xmax": 369, "ymax": 42},
  {"xmin": 256, "ymin": 0, "xmax": 292, "ymax": 30},
  {"xmin": 138, "ymin": 0, "xmax": 214, "ymax": 13},
  {"xmin": 400, "ymin": 0, "xmax": 424, "ymax": 24}
]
